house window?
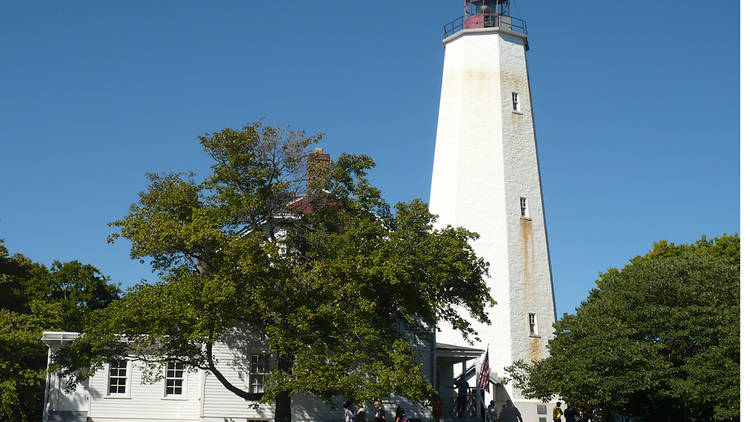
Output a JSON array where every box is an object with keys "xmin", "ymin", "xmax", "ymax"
[
  {"xmin": 529, "ymin": 313, "xmax": 537, "ymax": 335},
  {"xmin": 165, "ymin": 361, "xmax": 185, "ymax": 396},
  {"xmin": 249, "ymin": 353, "xmax": 271, "ymax": 394},
  {"xmin": 512, "ymin": 92, "xmax": 520, "ymax": 112},
  {"xmin": 108, "ymin": 360, "xmax": 128, "ymax": 395},
  {"xmin": 520, "ymin": 197, "xmax": 528, "ymax": 218}
]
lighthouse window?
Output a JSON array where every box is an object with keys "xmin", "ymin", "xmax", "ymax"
[
  {"xmin": 529, "ymin": 313, "xmax": 537, "ymax": 335},
  {"xmin": 520, "ymin": 197, "xmax": 528, "ymax": 218},
  {"xmin": 512, "ymin": 92, "xmax": 520, "ymax": 112}
]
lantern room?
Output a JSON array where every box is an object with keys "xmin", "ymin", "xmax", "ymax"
[
  {"xmin": 443, "ymin": 0, "xmax": 527, "ymax": 44},
  {"xmin": 464, "ymin": 0, "xmax": 509, "ymax": 29}
]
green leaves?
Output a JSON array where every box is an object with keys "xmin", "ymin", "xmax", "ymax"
[
  {"xmin": 67, "ymin": 121, "xmax": 493, "ymax": 422},
  {"xmin": 507, "ymin": 235, "xmax": 739, "ymax": 422},
  {"xmin": 0, "ymin": 239, "xmax": 120, "ymax": 421}
]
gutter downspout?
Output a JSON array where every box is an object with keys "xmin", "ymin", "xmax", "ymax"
[
  {"xmin": 42, "ymin": 347, "xmax": 52, "ymax": 422},
  {"xmin": 431, "ymin": 327, "xmax": 437, "ymax": 390},
  {"xmin": 199, "ymin": 367, "xmax": 207, "ymax": 418}
]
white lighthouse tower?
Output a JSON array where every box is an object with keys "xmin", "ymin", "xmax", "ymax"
[{"xmin": 429, "ymin": 0, "xmax": 557, "ymax": 417}]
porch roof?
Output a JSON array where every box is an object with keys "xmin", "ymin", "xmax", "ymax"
[
  {"xmin": 436, "ymin": 342, "xmax": 484, "ymax": 364},
  {"xmin": 41, "ymin": 331, "xmax": 81, "ymax": 347}
]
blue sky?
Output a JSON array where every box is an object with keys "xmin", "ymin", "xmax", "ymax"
[{"xmin": 0, "ymin": 1, "xmax": 738, "ymax": 319}]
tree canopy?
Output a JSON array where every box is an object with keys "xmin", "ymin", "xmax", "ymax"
[
  {"xmin": 507, "ymin": 235, "xmax": 739, "ymax": 422},
  {"xmin": 0, "ymin": 240, "xmax": 119, "ymax": 422},
  {"xmin": 56, "ymin": 121, "xmax": 494, "ymax": 422}
]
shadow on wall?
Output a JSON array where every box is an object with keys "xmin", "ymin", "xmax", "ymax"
[{"xmin": 221, "ymin": 326, "xmax": 268, "ymax": 383}]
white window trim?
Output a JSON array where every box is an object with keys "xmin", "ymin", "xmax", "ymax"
[
  {"xmin": 104, "ymin": 360, "xmax": 132, "ymax": 399},
  {"xmin": 162, "ymin": 361, "xmax": 188, "ymax": 400},
  {"xmin": 248, "ymin": 352, "xmax": 272, "ymax": 396}
]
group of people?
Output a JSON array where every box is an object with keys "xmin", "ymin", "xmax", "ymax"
[
  {"xmin": 344, "ymin": 396, "xmax": 580, "ymax": 422},
  {"xmin": 486, "ymin": 399, "xmax": 587, "ymax": 422},
  {"xmin": 343, "ymin": 400, "xmax": 405, "ymax": 422},
  {"xmin": 455, "ymin": 374, "xmax": 524, "ymax": 422},
  {"xmin": 486, "ymin": 399, "xmax": 524, "ymax": 422},
  {"xmin": 553, "ymin": 401, "xmax": 587, "ymax": 422}
]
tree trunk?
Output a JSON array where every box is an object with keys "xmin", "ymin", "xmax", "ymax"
[
  {"xmin": 275, "ymin": 390, "xmax": 292, "ymax": 422},
  {"xmin": 275, "ymin": 354, "xmax": 293, "ymax": 422}
]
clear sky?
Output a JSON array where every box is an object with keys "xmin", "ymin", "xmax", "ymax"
[{"xmin": 0, "ymin": 1, "xmax": 738, "ymax": 319}]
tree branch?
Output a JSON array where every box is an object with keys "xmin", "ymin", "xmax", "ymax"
[{"xmin": 205, "ymin": 342, "xmax": 252, "ymax": 400}]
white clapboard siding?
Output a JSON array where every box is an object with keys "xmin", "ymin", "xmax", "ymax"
[
  {"xmin": 201, "ymin": 339, "xmax": 433, "ymax": 422},
  {"xmin": 86, "ymin": 360, "xmax": 200, "ymax": 421},
  {"xmin": 291, "ymin": 394, "xmax": 343, "ymax": 422},
  {"xmin": 44, "ymin": 330, "xmax": 437, "ymax": 422},
  {"xmin": 46, "ymin": 370, "xmax": 89, "ymax": 413},
  {"xmin": 201, "ymin": 341, "xmax": 275, "ymax": 420}
]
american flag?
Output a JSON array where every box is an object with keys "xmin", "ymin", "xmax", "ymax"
[{"xmin": 478, "ymin": 347, "xmax": 490, "ymax": 392}]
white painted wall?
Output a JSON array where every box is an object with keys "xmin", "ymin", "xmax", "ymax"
[
  {"xmin": 200, "ymin": 338, "xmax": 276, "ymax": 420},
  {"xmin": 43, "ymin": 332, "xmax": 435, "ymax": 422},
  {"xmin": 429, "ymin": 26, "xmax": 557, "ymax": 410},
  {"xmin": 45, "ymin": 353, "xmax": 201, "ymax": 421},
  {"xmin": 86, "ymin": 359, "xmax": 202, "ymax": 421}
]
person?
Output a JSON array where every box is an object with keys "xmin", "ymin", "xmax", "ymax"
[
  {"xmin": 552, "ymin": 402, "xmax": 563, "ymax": 422},
  {"xmin": 499, "ymin": 399, "xmax": 523, "ymax": 422},
  {"xmin": 355, "ymin": 402, "xmax": 366, "ymax": 422},
  {"xmin": 578, "ymin": 405, "xmax": 588, "ymax": 422},
  {"xmin": 563, "ymin": 403, "xmax": 576, "ymax": 422},
  {"xmin": 488, "ymin": 400, "xmax": 499, "ymax": 422},
  {"xmin": 343, "ymin": 400, "xmax": 355, "ymax": 422},
  {"xmin": 374, "ymin": 401, "xmax": 386, "ymax": 422},
  {"xmin": 431, "ymin": 395, "xmax": 442, "ymax": 421},
  {"xmin": 454, "ymin": 375, "xmax": 470, "ymax": 417},
  {"xmin": 394, "ymin": 405, "xmax": 406, "ymax": 422}
]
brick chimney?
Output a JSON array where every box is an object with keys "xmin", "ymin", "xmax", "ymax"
[{"xmin": 307, "ymin": 147, "xmax": 330, "ymax": 192}]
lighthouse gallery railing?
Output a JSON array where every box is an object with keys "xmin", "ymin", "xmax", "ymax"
[{"xmin": 443, "ymin": 15, "xmax": 528, "ymax": 39}]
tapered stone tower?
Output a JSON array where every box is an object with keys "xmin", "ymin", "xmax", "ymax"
[{"xmin": 429, "ymin": 0, "xmax": 557, "ymax": 416}]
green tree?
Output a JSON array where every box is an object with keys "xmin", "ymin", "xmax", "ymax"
[
  {"xmin": 56, "ymin": 121, "xmax": 494, "ymax": 422},
  {"xmin": 507, "ymin": 235, "xmax": 739, "ymax": 422},
  {"xmin": 0, "ymin": 240, "xmax": 120, "ymax": 422}
]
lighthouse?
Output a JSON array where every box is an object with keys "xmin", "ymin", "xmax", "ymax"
[{"xmin": 429, "ymin": 0, "xmax": 557, "ymax": 417}]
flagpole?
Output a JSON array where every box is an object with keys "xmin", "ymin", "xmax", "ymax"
[
  {"xmin": 476, "ymin": 352, "xmax": 481, "ymax": 420},
  {"xmin": 475, "ymin": 345, "xmax": 488, "ymax": 420}
]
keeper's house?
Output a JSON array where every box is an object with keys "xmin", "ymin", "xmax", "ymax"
[{"xmin": 42, "ymin": 331, "xmax": 484, "ymax": 422}]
